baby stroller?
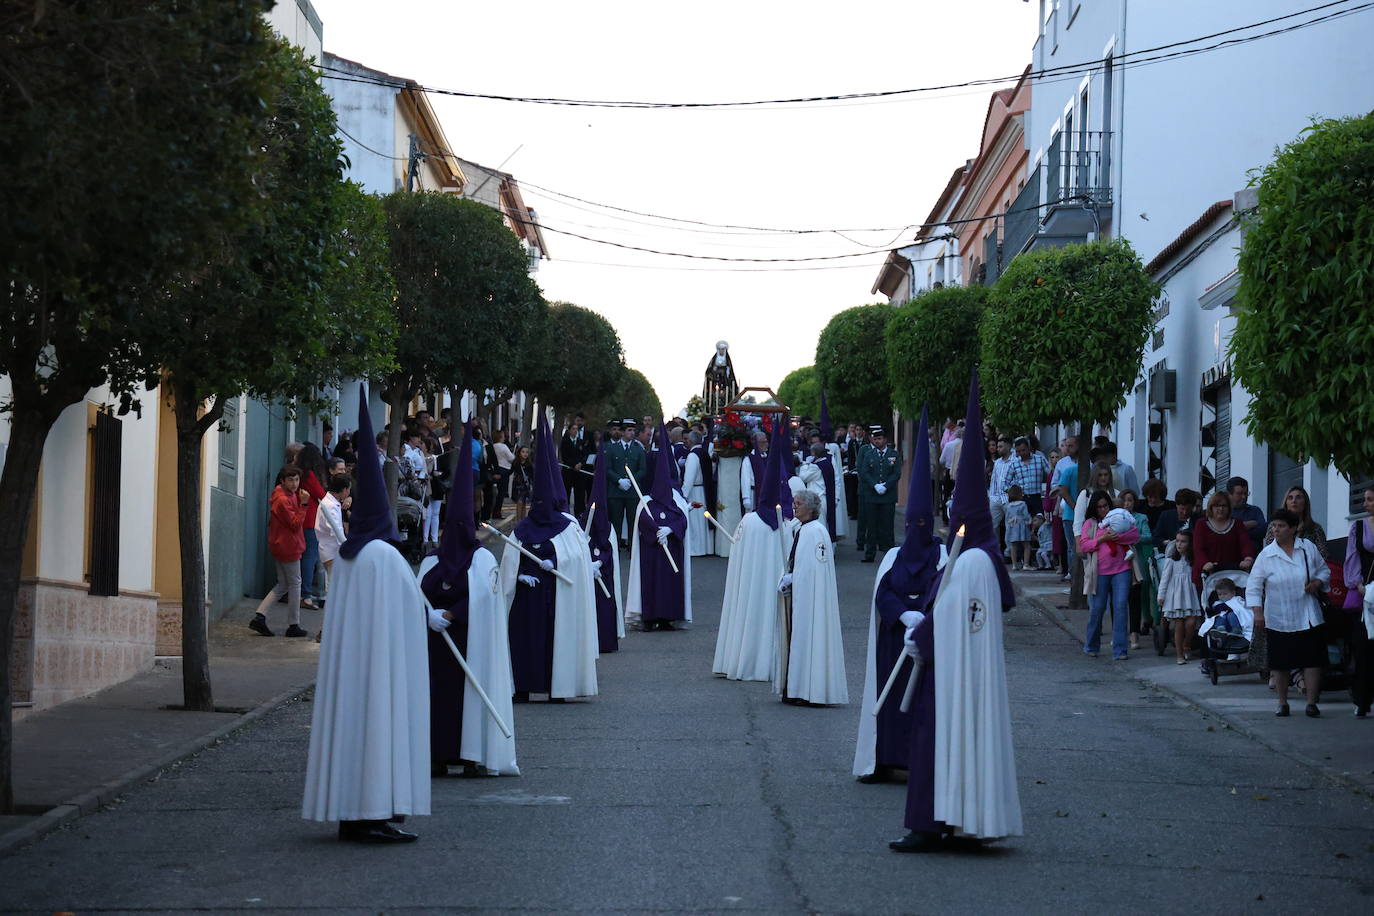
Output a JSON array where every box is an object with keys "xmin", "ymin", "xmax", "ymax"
[
  {"xmin": 395, "ymin": 494, "xmax": 426, "ymax": 565},
  {"xmin": 1196, "ymin": 570, "xmax": 1266, "ymax": 685}
]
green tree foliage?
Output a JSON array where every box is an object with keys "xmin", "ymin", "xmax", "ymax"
[
  {"xmin": 815, "ymin": 304, "xmax": 895, "ymax": 424},
  {"xmin": 1231, "ymin": 113, "xmax": 1374, "ymax": 479},
  {"xmin": 142, "ymin": 42, "xmax": 397, "ymax": 711},
  {"xmin": 884, "ymin": 286, "xmax": 990, "ymax": 422},
  {"xmin": 981, "ymin": 239, "xmax": 1157, "ymax": 433},
  {"xmin": 520, "ymin": 302, "xmax": 624, "ymax": 417},
  {"xmin": 584, "ymin": 368, "xmax": 663, "ymax": 431},
  {"xmin": 777, "ymin": 366, "xmax": 820, "ymax": 420},
  {"xmin": 0, "ymin": 0, "xmax": 281, "ymax": 813},
  {"xmin": 381, "ymin": 192, "xmax": 545, "ymax": 454}
]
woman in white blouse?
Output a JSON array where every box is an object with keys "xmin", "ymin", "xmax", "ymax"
[{"xmin": 1248, "ymin": 508, "xmax": 1330, "ymax": 718}]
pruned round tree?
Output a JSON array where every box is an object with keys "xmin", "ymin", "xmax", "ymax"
[
  {"xmin": 584, "ymin": 368, "xmax": 663, "ymax": 431},
  {"xmin": 519, "ymin": 302, "xmax": 625, "ymax": 422},
  {"xmin": 981, "ymin": 239, "xmax": 1157, "ymax": 434},
  {"xmin": 381, "ymin": 192, "xmax": 545, "ymax": 456},
  {"xmin": 777, "ymin": 366, "xmax": 820, "ymax": 420},
  {"xmin": 815, "ymin": 303, "xmax": 896, "ymax": 425},
  {"xmin": 981, "ymin": 239, "xmax": 1157, "ymax": 607},
  {"xmin": 1231, "ymin": 112, "xmax": 1374, "ymax": 480},
  {"xmin": 884, "ymin": 286, "xmax": 990, "ymax": 423}
]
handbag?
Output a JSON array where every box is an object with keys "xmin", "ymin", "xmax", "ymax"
[{"xmin": 1301, "ymin": 544, "xmax": 1341, "ymax": 634}]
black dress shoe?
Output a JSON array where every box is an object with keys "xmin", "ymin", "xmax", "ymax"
[
  {"xmin": 889, "ymin": 830, "xmax": 944, "ymax": 853},
  {"xmin": 284, "ymin": 624, "xmax": 309, "ymax": 638},
  {"xmin": 1275, "ymin": 704, "xmax": 1290, "ymax": 717},
  {"xmin": 548, "ymin": 697, "xmax": 566, "ymax": 704},
  {"xmin": 431, "ymin": 763, "xmax": 449, "ymax": 778},
  {"xmin": 857, "ymin": 768, "xmax": 890, "ymax": 785},
  {"xmin": 249, "ymin": 614, "xmax": 274, "ymax": 637},
  {"xmin": 338, "ymin": 820, "xmax": 418, "ymax": 844},
  {"xmin": 1356, "ymin": 706, "xmax": 1370, "ymax": 718},
  {"xmin": 513, "ymin": 691, "xmax": 530, "ymax": 704},
  {"xmin": 1305, "ymin": 703, "xmax": 1321, "ymax": 718}
]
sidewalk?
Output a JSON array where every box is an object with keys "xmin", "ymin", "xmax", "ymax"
[
  {"xmin": 1, "ymin": 515, "xmax": 517, "ymax": 855},
  {"xmin": 1015, "ymin": 571, "xmax": 1374, "ymax": 791}
]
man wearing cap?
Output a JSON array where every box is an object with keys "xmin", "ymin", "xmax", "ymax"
[
  {"xmin": 858, "ymin": 426, "xmax": 903, "ymax": 563},
  {"xmin": 606, "ymin": 418, "xmax": 646, "ymax": 549}
]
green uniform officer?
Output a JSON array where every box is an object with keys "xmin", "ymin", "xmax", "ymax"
[
  {"xmin": 857, "ymin": 426, "xmax": 902, "ymax": 562},
  {"xmin": 605, "ymin": 418, "xmax": 648, "ymax": 548}
]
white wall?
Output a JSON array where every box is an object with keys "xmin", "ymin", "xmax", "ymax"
[
  {"xmin": 322, "ymin": 55, "xmax": 398, "ymax": 195},
  {"xmin": 265, "ymin": 0, "xmax": 323, "ymax": 61}
]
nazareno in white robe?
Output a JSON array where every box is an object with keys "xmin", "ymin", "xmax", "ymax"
[
  {"xmin": 416, "ymin": 550, "xmax": 519, "ymax": 776},
  {"xmin": 680, "ymin": 450, "xmax": 714, "ymax": 557},
  {"xmin": 712, "ymin": 512, "xmax": 789, "ymax": 680},
  {"xmin": 932, "ymin": 547, "xmax": 1022, "ymax": 839},
  {"xmin": 853, "ymin": 542, "xmax": 946, "ymax": 778},
  {"xmin": 825, "ymin": 442, "xmax": 849, "ymax": 539},
  {"xmin": 303, "ymin": 539, "xmax": 431, "ymax": 822},
  {"xmin": 498, "ymin": 523, "xmax": 600, "ymax": 698},
  {"xmin": 625, "ymin": 491, "xmax": 694, "ymax": 626},
  {"xmin": 774, "ymin": 518, "xmax": 848, "ymax": 705}
]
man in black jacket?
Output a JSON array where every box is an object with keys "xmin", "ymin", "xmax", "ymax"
[{"xmin": 560, "ymin": 413, "xmax": 595, "ymax": 515}]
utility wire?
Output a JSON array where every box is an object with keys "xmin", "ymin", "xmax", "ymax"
[{"xmin": 316, "ymin": 2, "xmax": 1367, "ymax": 109}]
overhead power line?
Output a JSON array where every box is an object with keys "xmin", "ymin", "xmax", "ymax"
[{"xmin": 316, "ymin": 2, "xmax": 1369, "ymax": 110}]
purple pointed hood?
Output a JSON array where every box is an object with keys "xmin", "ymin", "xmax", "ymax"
[
  {"xmin": 421, "ymin": 420, "xmax": 479, "ymax": 607},
  {"xmin": 514, "ymin": 413, "xmax": 572, "ymax": 543},
  {"xmin": 756, "ymin": 419, "xmax": 794, "ymax": 529},
  {"xmin": 948, "ymin": 372, "xmax": 1014, "ymax": 609},
  {"xmin": 651, "ymin": 423, "xmax": 680, "ymax": 503},
  {"xmin": 584, "ymin": 439, "xmax": 613, "ymax": 552},
  {"xmin": 818, "ymin": 390, "xmax": 833, "ymax": 441},
  {"xmin": 876, "ymin": 404, "xmax": 942, "ymax": 617},
  {"xmin": 339, "ymin": 384, "xmax": 400, "ymax": 559}
]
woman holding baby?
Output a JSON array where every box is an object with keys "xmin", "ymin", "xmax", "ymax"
[{"xmin": 1078, "ymin": 489, "xmax": 1141, "ymax": 660}]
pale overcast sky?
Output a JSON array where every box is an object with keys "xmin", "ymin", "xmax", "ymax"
[{"xmin": 311, "ymin": 0, "xmax": 1042, "ymax": 416}]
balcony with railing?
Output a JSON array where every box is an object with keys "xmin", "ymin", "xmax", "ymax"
[{"xmin": 1032, "ymin": 129, "xmax": 1114, "ymax": 249}]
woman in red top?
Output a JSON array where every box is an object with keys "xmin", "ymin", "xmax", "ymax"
[
  {"xmin": 249, "ymin": 466, "xmax": 311, "ymax": 638},
  {"xmin": 1191, "ymin": 491, "xmax": 1255, "ymax": 590}
]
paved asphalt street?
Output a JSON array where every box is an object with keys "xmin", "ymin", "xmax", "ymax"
[{"xmin": 2, "ymin": 535, "xmax": 1373, "ymax": 914}]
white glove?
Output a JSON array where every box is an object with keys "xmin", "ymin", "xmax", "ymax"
[
  {"xmin": 591, "ymin": 559, "xmax": 603, "ymax": 573},
  {"xmin": 517, "ymin": 574, "xmax": 540, "ymax": 588},
  {"xmin": 618, "ymin": 478, "xmax": 632, "ymax": 491},
  {"xmin": 904, "ymin": 626, "xmax": 917, "ymax": 648},
  {"xmin": 427, "ymin": 606, "xmax": 451, "ymax": 632},
  {"xmin": 899, "ymin": 610, "xmax": 924, "ymax": 629},
  {"xmin": 777, "ymin": 573, "xmax": 793, "ymax": 594},
  {"xmin": 874, "ymin": 483, "xmax": 887, "ymax": 495},
  {"xmin": 656, "ymin": 525, "xmax": 672, "ymax": 544},
  {"xmin": 539, "ymin": 559, "xmax": 555, "ymax": 572}
]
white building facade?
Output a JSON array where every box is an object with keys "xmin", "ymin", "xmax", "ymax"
[{"xmin": 1017, "ymin": 0, "xmax": 1374, "ymax": 543}]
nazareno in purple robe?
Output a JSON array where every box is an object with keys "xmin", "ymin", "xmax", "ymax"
[
  {"xmin": 903, "ymin": 607, "xmax": 943, "ymax": 833},
  {"xmin": 639, "ymin": 425, "xmax": 689, "ymax": 623},
  {"xmin": 815, "ymin": 455, "xmax": 837, "ymax": 541},
  {"xmin": 584, "ymin": 442, "xmax": 619, "ymax": 653},
  {"xmin": 507, "ymin": 539, "xmax": 559, "ymax": 693},
  {"xmin": 747, "ymin": 448, "xmax": 766, "ymax": 510}
]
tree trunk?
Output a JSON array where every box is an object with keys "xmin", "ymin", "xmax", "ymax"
[
  {"xmin": 520, "ymin": 395, "xmax": 537, "ymax": 447},
  {"xmin": 0, "ymin": 404, "xmax": 59, "ymax": 815},
  {"xmin": 1068, "ymin": 418, "xmax": 1093, "ymax": 610},
  {"xmin": 171, "ymin": 382, "xmax": 222, "ymax": 712},
  {"xmin": 381, "ymin": 379, "xmax": 411, "ymax": 512}
]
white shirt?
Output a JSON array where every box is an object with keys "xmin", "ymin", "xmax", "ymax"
[
  {"xmin": 940, "ymin": 439, "xmax": 960, "ymax": 470},
  {"xmin": 402, "ymin": 443, "xmax": 427, "ymax": 480},
  {"xmin": 316, "ymin": 493, "xmax": 346, "ymax": 562},
  {"xmin": 987, "ymin": 456, "xmax": 1011, "ymax": 504},
  {"xmin": 492, "ymin": 441, "xmax": 515, "ymax": 470},
  {"xmin": 1247, "ymin": 538, "xmax": 1329, "ymax": 632}
]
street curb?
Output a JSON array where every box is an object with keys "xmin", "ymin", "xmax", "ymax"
[
  {"xmin": 1015, "ymin": 584, "xmax": 1372, "ymax": 797},
  {"xmin": 0, "ymin": 679, "xmax": 315, "ymax": 857}
]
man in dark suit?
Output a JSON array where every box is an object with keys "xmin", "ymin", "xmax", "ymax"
[
  {"xmin": 606, "ymin": 418, "xmax": 648, "ymax": 548},
  {"xmin": 841, "ymin": 423, "xmax": 864, "ymax": 524},
  {"xmin": 560, "ymin": 413, "xmax": 595, "ymax": 516}
]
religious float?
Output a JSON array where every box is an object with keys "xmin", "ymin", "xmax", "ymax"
[{"xmin": 712, "ymin": 386, "xmax": 789, "ymax": 558}]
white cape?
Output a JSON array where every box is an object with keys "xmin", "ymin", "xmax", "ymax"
[
  {"xmin": 303, "ymin": 539, "xmax": 430, "ymax": 821},
  {"xmin": 825, "ymin": 442, "xmax": 849, "ymax": 539},
  {"xmin": 933, "ymin": 548, "xmax": 1022, "ymax": 839},
  {"xmin": 499, "ymin": 523, "xmax": 599, "ymax": 698},
  {"xmin": 681, "ymin": 451, "xmax": 714, "ymax": 557},
  {"xmin": 625, "ymin": 491, "xmax": 694, "ymax": 625},
  {"xmin": 853, "ymin": 543, "xmax": 947, "ymax": 777},
  {"xmin": 712, "ymin": 513, "xmax": 788, "ymax": 680},
  {"xmin": 416, "ymin": 551, "xmax": 519, "ymax": 776},
  {"xmin": 774, "ymin": 519, "xmax": 848, "ymax": 705}
]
